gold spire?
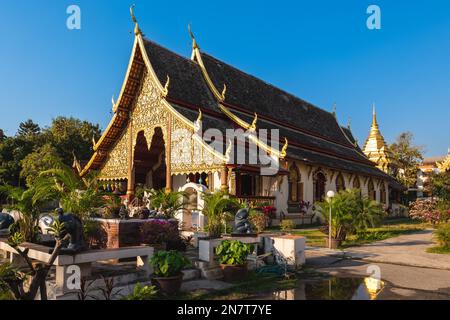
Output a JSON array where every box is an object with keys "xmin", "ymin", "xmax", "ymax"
[
  {"xmin": 363, "ymin": 105, "xmax": 394, "ymax": 173},
  {"xmin": 372, "ymin": 103, "xmax": 378, "ymax": 128}
]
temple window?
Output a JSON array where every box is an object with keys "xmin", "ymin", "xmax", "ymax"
[
  {"xmin": 353, "ymin": 176, "xmax": 361, "ymax": 189},
  {"xmin": 288, "ymin": 163, "xmax": 303, "ymax": 202},
  {"xmin": 380, "ymin": 186, "xmax": 387, "ymax": 204},
  {"xmin": 313, "ymin": 171, "xmax": 327, "ymax": 202},
  {"xmin": 368, "ymin": 178, "xmax": 376, "ymax": 200},
  {"xmin": 335, "ymin": 173, "xmax": 346, "ymax": 192}
]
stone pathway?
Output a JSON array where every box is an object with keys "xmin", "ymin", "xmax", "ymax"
[{"xmin": 306, "ymin": 229, "xmax": 450, "ymax": 270}]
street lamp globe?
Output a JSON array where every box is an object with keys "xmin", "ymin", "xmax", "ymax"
[{"xmin": 327, "ymin": 190, "xmax": 335, "ymax": 199}]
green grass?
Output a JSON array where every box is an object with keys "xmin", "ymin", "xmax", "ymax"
[
  {"xmin": 426, "ymin": 246, "xmax": 450, "ymax": 254},
  {"xmin": 266, "ymin": 218, "xmax": 430, "ymax": 248}
]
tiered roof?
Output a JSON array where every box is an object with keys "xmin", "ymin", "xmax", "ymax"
[{"xmin": 80, "ymin": 14, "xmax": 397, "ymax": 183}]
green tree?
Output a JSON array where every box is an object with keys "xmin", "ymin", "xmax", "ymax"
[
  {"xmin": 429, "ymin": 171, "xmax": 450, "ymax": 203},
  {"xmin": 317, "ymin": 189, "xmax": 384, "ymax": 241},
  {"xmin": 0, "ymin": 136, "xmax": 35, "ymax": 186},
  {"xmin": 389, "ymin": 132, "xmax": 424, "ymax": 188},
  {"xmin": 44, "ymin": 117, "xmax": 101, "ymax": 164},
  {"xmin": 20, "ymin": 144, "xmax": 63, "ymax": 187},
  {"xmin": 17, "ymin": 119, "xmax": 40, "ymax": 137}
]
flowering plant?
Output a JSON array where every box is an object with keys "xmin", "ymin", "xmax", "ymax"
[
  {"xmin": 262, "ymin": 206, "xmax": 276, "ymax": 219},
  {"xmin": 409, "ymin": 199, "xmax": 443, "ymax": 224}
]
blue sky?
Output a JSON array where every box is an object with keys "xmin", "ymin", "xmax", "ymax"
[{"xmin": 0, "ymin": 0, "xmax": 449, "ymax": 157}]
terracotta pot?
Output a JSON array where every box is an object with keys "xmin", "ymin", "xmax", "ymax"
[
  {"xmin": 325, "ymin": 238, "xmax": 342, "ymax": 249},
  {"xmin": 220, "ymin": 263, "xmax": 248, "ymax": 282},
  {"xmin": 152, "ymin": 274, "xmax": 183, "ymax": 295}
]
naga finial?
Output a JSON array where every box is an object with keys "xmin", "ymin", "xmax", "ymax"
[
  {"xmin": 188, "ymin": 23, "xmax": 198, "ymax": 49},
  {"xmin": 347, "ymin": 117, "xmax": 351, "ymax": 129},
  {"xmin": 197, "ymin": 109, "xmax": 203, "ymax": 122},
  {"xmin": 280, "ymin": 138, "xmax": 288, "ymax": 158},
  {"xmin": 225, "ymin": 139, "xmax": 233, "ymax": 162},
  {"xmin": 162, "ymin": 75, "xmax": 170, "ymax": 97},
  {"xmin": 130, "ymin": 4, "xmax": 141, "ymax": 35},
  {"xmin": 92, "ymin": 136, "xmax": 97, "ymax": 148},
  {"xmin": 111, "ymin": 95, "xmax": 116, "ymax": 109},
  {"xmin": 249, "ymin": 113, "xmax": 258, "ymax": 131},
  {"xmin": 221, "ymin": 84, "xmax": 227, "ymax": 101},
  {"xmin": 332, "ymin": 102, "xmax": 337, "ymax": 118}
]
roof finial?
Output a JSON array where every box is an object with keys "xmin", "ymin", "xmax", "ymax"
[
  {"xmin": 225, "ymin": 139, "xmax": 233, "ymax": 162},
  {"xmin": 280, "ymin": 138, "xmax": 288, "ymax": 159},
  {"xmin": 161, "ymin": 75, "xmax": 170, "ymax": 97},
  {"xmin": 188, "ymin": 23, "xmax": 198, "ymax": 50},
  {"xmin": 130, "ymin": 4, "xmax": 142, "ymax": 36},
  {"xmin": 221, "ymin": 84, "xmax": 227, "ymax": 101},
  {"xmin": 332, "ymin": 103, "xmax": 337, "ymax": 118},
  {"xmin": 111, "ymin": 95, "xmax": 116, "ymax": 110},
  {"xmin": 249, "ymin": 113, "xmax": 258, "ymax": 131},
  {"xmin": 347, "ymin": 117, "xmax": 351, "ymax": 129}
]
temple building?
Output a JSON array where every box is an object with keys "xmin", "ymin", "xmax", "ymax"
[
  {"xmin": 416, "ymin": 150, "xmax": 450, "ymax": 197},
  {"xmin": 362, "ymin": 106, "xmax": 396, "ymax": 175},
  {"xmin": 78, "ymin": 12, "xmax": 401, "ymax": 222}
]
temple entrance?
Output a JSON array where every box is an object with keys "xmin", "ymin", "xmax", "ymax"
[{"xmin": 133, "ymin": 128, "xmax": 166, "ymax": 190}]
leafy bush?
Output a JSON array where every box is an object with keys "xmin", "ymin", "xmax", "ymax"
[
  {"xmin": 202, "ymin": 191, "xmax": 240, "ymax": 238},
  {"xmin": 122, "ymin": 283, "xmax": 159, "ymax": 300},
  {"xmin": 249, "ymin": 211, "xmax": 266, "ymax": 233},
  {"xmin": 149, "ymin": 189, "xmax": 187, "ymax": 218},
  {"xmin": 83, "ymin": 219, "xmax": 107, "ymax": 249},
  {"xmin": 149, "ymin": 250, "xmax": 191, "ymax": 277},
  {"xmin": 280, "ymin": 219, "xmax": 296, "ymax": 231},
  {"xmin": 434, "ymin": 222, "xmax": 450, "ymax": 247},
  {"xmin": 102, "ymin": 195, "xmax": 122, "ymax": 218},
  {"xmin": 262, "ymin": 206, "xmax": 277, "ymax": 219},
  {"xmin": 215, "ymin": 240, "xmax": 254, "ymax": 265},
  {"xmin": 140, "ymin": 219, "xmax": 179, "ymax": 245},
  {"xmin": 409, "ymin": 198, "xmax": 443, "ymax": 224},
  {"xmin": 356, "ymin": 231, "xmax": 391, "ymax": 242},
  {"xmin": 0, "ymin": 185, "xmax": 48, "ymax": 242}
]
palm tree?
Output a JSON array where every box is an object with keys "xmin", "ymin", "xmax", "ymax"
[
  {"xmin": 317, "ymin": 189, "xmax": 384, "ymax": 241},
  {"xmin": 202, "ymin": 191, "xmax": 240, "ymax": 238},
  {"xmin": 148, "ymin": 189, "xmax": 187, "ymax": 218},
  {"xmin": 0, "ymin": 185, "xmax": 51, "ymax": 242},
  {"xmin": 33, "ymin": 165, "xmax": 105, "ymax": 220}
]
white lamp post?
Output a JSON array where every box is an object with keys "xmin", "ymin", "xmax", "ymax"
[{"xmin": 326, "ymin": 190, "xmax": 335, "ymax": 249}]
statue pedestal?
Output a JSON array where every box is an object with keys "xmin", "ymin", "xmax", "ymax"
[{"xmin": 230, "ymin": 233, "xmax": 258, "ymax": 238}]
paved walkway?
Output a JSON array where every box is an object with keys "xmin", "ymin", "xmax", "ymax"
[{"xmin": 307, "ymin": 229, "xmax": 450, "ymax": 270}]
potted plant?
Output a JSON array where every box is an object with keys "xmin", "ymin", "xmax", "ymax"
[
  {"xmin": 149, "ymin": 250, "xmax": 190, "ymax": 295},
  {"xmin": 215, "ymin": 240, "xmax": 254, "ymax": 282},
  {"xmin": 201, "ymin": 191, "xmax": 240, "ymax": 238},
  {"xmin": 262, "ymin": 205, "xmax": 276, "ymax": 227}
]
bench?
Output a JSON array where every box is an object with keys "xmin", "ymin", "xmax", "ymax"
[{"xmin": 0, "ymin": 240, "xmax": 153, "ymax": 293}]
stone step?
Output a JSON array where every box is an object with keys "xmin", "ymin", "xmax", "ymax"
[
  {"xmin": 200, "ymin": 267, "xmax": 223, "ymax": 280},
  {"xmin": 182, "ymin": 268, "xmax": 201, "ymax": 281}
]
